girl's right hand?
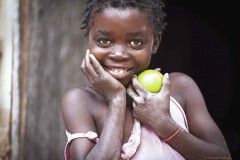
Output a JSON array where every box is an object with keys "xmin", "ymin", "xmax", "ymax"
[{"xmin": 81, "ymin": 49, "xmax": 126, "ymax": 102}]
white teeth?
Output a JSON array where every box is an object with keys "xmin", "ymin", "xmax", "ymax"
[{"xmin": 111, "ymin": 69, "xmax": 127, "ymax": 74}]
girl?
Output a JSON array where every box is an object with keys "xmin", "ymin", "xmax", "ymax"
[{"xmin": 61, "ymin": 0, "xmax": 231, "ymax": 159}]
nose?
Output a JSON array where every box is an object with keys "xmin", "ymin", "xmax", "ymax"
[{"xmin": 109, "ymin": 48, "xmax": 129, "ymax": 61}]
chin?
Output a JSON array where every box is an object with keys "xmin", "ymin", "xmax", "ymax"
[{"xmin": 118, "ymin": 78, "xmax": 131, "ymax": 88}]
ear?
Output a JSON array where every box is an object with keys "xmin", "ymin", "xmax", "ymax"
[{"xmin": 152, "ymin": 32, "xmax": 162, "ymax": 54}]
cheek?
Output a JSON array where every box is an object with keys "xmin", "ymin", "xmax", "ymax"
[
  {"xmin": 88, "ymin": 45, "xmax": 106, "ymax": 62},
  {"xmin": 135, "ymin": 51, "xmax": 152, "ymax": 68}
]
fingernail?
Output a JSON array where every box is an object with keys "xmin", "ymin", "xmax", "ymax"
[
  {"xmin": 86, "ymin": 49, "xmax": 90, "ymax": 54},
  {"xmin": 89, "ymin": 54, "xmax": 94, "ymax": 58},
  {"xmin": 165, "ymin": 73, "xmax": 169, "ymax": 79}
]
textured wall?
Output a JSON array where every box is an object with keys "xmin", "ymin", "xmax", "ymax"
[{"xmin": 24, "ymin": 0, "xmax": 87, "ymax": 159}]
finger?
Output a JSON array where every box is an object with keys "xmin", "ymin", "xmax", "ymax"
[
  {"xmin": 80, "ymin": 52, "xmax": 86, "ymax": 70},
  {"xmin": 132, "ymin": 75, "xmax": 147, "ymax": 96},
  {"xmin": 81, "ymin": 49, "xmax": 98, "ymax": 80},
  {"xmin": 85, "ymin": 49, "xmax": 95, "ymax": 73},
  {"xmin": 132, "ymin": 101, "xmax": 144, "ymax": 118},
  {"xmin": 127, "ymin": 85, "xmax": 144, "ymax": 104},
  {"xmin": 132, "ymin": 102, "xmax": 141, "ymax": 114},
  {"xmin": 132, "ymin": 102, "xmax": 138, "ymax": 117},
  {"xmin": 127, "ymin": 85, "xmax": 139, "ymax": 99},
  {"xmin": 80, "ymin": 50, "xmax": 89, "ymax": 74},
  {"xmin": 154, "ymin": 67, "xmax": 161, "ymax": 72},
  {"xmin": 89, "ymin": 53, "xmax": 106, "ymax": 75},
  {"xmin": 159, "ymin": 73, "xmax": 171, "ymax": 96},
  {"xmin": 85, "ymin": 49, "xmax": 91, "ymax": 66}
]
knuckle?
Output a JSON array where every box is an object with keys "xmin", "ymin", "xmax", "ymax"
[
  {"xmin": 85, "ymin": 62, "xmax": 92, "ymax": 68},
  {"xmin": 99, "ymin": 75, "xmax": 107, "ymax": 81},
  {"xmin": 137, "ymin": 97, "xmax": 145, "ymax": 105},
  {"xmin": 80, "ymin": 64, "xmax": 85, "ymax": 70}
]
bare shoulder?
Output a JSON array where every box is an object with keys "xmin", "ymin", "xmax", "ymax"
[
  {"xmin": 61, "ymin": 87, "xmax": 96, "ymax": 108},
  {"xmin": 169, "ymin": 72, "xmax": 196, "ymax": 87},
  {"xmin": 64, "ymin": 86, "xmax": 107, "ymax": 102},
  {"xmin": 61, "ymin": 87, "xmax": 105, "ymax": 120},
  {"xmin": 61, "ymin": 87, "xmax": 106, "ymax": 133},
  {"xmin": 169, "ymin": 72, "xmax": 199, "ymax": 90},
  {"xmin": 168, "ymin": 72, "xmax": 202, "ymax": 110}
]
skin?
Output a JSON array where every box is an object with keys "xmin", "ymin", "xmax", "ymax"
[{"xmin": 61, "ymin": 7, "xmax": 231, "ymax": 160}]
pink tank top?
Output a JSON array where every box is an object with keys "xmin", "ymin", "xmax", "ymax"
[{"xmin": 65, "ymin": 97, "xmax": 189, "ymax": 160}]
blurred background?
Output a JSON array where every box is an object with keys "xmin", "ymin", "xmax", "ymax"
[{"xmin": 0, "ymin": 0, "xmax": 238, "ymax": 160}]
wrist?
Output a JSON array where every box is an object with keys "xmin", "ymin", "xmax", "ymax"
[
  {"xmin": 107, "ymin": 93, "xmax": 126, "ymax": 124},
  {"xmin": 154, "ymin": 117, "xmax": 179, "ymax": 139},
  {"xmin": 163, "ymin": 125, "xmax": 181, "ymax": 142},
  {"xmin": 108, "ymin": 91, "xmax": 126, "ymax": 105}
]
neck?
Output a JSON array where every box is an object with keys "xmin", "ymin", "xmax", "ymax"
[{"xmin": 126, "ymin": 95, "xmax": 134, "ymax": 109}]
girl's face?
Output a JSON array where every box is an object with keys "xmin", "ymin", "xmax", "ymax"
[{"xmin": 88, "ymin": 7, "xmax": 160, "ymax": 86}]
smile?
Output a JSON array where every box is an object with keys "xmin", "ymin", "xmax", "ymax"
[
  {"xmin": 109, "ymin": 68, "xmax": 128, "ymax": 74},
  {"xmin": 105, "ymin": 66, "xmax": 132, "ymax": 79}
]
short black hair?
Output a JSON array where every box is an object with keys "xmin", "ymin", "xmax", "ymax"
[{"xmin": 81, "ymin": 0, "xmax": 167, "ymax": 36}]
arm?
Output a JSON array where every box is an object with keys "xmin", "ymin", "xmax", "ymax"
[
  {"xmin": 167, "ymin": 72, "xmax": 231, "ymax": 159},
  {"xmin": 61, "ymin": 50, "xmax": 126, "ymax": 160},
  {"xmin": 61, "ymin": 88, "xmax": 126, "ymax": 160},
  {"xmin": 86, "ymin": 92, "xmax": 126, "ymax": 160},
  {"xmin": 127, "ymin": 72, "xmax": 231, "ymax": 159}
]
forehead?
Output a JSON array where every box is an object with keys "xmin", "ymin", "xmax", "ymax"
[
  {"xmin": 90, "ymin": 7, "xmax": 153, "ymax": 35},
  {"xmin": 100, "ymin": 7, "xmax": 146, "ymax": 20}
]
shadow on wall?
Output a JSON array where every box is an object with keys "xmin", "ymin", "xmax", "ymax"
[{"xmin": 149, "ymin": 5, "xmax": 239, "ymax": 159}]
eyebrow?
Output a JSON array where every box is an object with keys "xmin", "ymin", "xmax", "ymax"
[
  {"xmin": 94, "ymin": 30, "xmax": 112, "ymax": 36},
  {"xmin": 127, "ymin": 31, "xmax": 146, "ymax": 37},
  {"xmin": 93, "ymin": 30, "xmax": 146, "ymax": 37}
]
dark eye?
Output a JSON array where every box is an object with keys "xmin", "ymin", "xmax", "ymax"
[
  {"xmin": 129, "ymin": 40, "xmax": 144, "ymax": 49},
  {"xmin": 97, "ymin": 38, "xmax": 113, "ymax": 47}
]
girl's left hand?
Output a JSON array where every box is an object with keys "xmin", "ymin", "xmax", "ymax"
[{"xmin": 127, "ymin": 73, "xmax": 171, "ymax": 128}]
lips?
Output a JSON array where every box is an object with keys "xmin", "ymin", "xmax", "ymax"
[{"xmin": 105, "ymin": 66, "xmax": 132, "ymax": 79}]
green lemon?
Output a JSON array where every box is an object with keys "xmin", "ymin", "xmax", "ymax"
[{"xmin": 137, "ymin": 69, "xmax": 163, "ymax": 93}]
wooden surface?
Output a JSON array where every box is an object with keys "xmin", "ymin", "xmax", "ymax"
[{"xmin": 24, "ymin": 0, "xmax": 87, "ymax": 159}]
